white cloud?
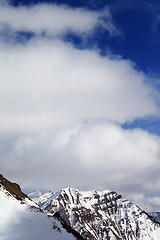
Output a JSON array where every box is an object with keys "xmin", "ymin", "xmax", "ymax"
[
  {"xmin": 1, "ymin": 122, "xmax": 160, "ymax": 212},
  {"xmin": 148, "ymin": 196, "xmax": 160, "ymax": 206},
  {"xmin": 125, "ymin": 193, "xmax": 160, "ymax": 212},
  {"xmin": 0, "ymin": 1, "xmax": 119, "ymax": 37},
  {"xmin": 65, "ymin": 123, "xmax": 160, "ymax": 171},
  {"xmin": 0, "ymin": 38, "xmax": 158, "ymax": 134}
]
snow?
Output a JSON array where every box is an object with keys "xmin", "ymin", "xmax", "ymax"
[{"xmin": 0, "ymin": 188, "xmax": 75, "ymax": 240}]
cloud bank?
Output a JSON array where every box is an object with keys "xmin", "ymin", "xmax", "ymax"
[
  {"xmin": 0, "ymin": 38, "xmax": 158, "ymax": 133},
  {"xmin": 1, "ymin": 123, "xmax": 160, "ymax": 211}
]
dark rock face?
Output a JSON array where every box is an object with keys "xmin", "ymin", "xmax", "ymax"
[{"xmin": 0, "ymin": 174, "xmax": 29, "ymax": 201}]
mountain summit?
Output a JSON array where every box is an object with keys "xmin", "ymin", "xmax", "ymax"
[{"xmin": 30, "ymin": 187, "xmax": 160, "ymax": 240}]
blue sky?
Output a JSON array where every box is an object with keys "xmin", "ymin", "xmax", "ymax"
[
  {"xmin": 0, "ymin": 0, "xmax": 160, "ymax": 211},
  {"xmin": 9, "ymin": 0, "xmax": 160, "ymax": 73},
  {"xmin": 5, "ymin": 0, "xmax": 160, "ymax": 75}
]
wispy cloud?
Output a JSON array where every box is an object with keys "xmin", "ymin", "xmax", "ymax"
[
  {"xmin": 0, "ymin": 1, "xmax": 119, "ymax": 38},
  {"xmin": 146, "ymin": 2, "xmax": 160, "ymax": 34}
]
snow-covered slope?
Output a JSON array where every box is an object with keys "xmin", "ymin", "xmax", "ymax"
[
  {"xmin": 0, "ymin": 175, "xmax": 75, "ymax": 240},
  {"xmin": 30, "ymin": 187, "xmax": 160, "ymax": 240}
]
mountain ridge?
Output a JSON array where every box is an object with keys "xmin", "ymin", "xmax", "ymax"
[
  {"xmin": 30, "ymin": 187, "xmax": 160, "ymax": 240},
  {"xmin": 1, "ymin": 174, "xmax": 160, "ymax": 240}
]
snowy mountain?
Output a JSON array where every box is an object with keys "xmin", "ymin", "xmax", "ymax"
[
  {"xmin": 30, "ymin": 187, "xmax": 160, "ymax": 240},
  {"xmin": 0, "ymin": 174, "xmax": 75, "ymax": 240},
  {"xmin": 1, "ymin": 174, "xmax": 160, "ymax": 240}
]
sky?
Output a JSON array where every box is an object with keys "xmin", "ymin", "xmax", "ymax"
[{"xmin": 0, "ymin": 0, "xmax": 160, "ymax": 212}]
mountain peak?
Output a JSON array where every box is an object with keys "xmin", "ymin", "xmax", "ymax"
[{"xmin": 30, "ymin": 187, "xmax": 160, "ymax": 240}]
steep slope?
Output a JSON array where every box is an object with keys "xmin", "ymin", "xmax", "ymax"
[
  {"xmin": 0, "ymin": 174, "xmax": 31, "ymax": 202},
  {"xmin": 0, "ymin": 175, "xmax": 76, "ymax": 240},
  {"xmin": 30, "ymin": 187, "xmax": 160, "ymax": 240}
]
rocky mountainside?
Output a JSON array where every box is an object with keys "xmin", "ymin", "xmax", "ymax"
[
  {"xmin": 30, "ymin": 187, "xmax": 160, "ymax": 240},
  {"xmin": 0, "ymin": 173, "xmax": 27, "ymax": 200},
  {"xmin": 0, "ymin": 173, "xmax": 37, "ymax": 206},
  {"xmin": 0, "ymin": 174, "xmax": 75, "ymax": 240}
]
